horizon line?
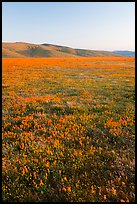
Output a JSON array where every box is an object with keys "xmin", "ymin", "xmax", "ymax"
[{"xmin": 2, "ymin": 41, "xmax": 135, "ymax": 52}]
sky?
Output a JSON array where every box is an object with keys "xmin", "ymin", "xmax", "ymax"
[{"xmin": 2, "ymin": 2, "xmax": 135, "ymax": 51}]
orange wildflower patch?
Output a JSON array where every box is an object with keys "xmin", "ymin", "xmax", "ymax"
[{"xmin": 2, "ymin": 57, "xmax": 135, "ymax": 202}]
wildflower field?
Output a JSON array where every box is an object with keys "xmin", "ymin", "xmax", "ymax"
[{"xmin": 2, "ymin": 57, "xmax": 135, "ymax": 202}]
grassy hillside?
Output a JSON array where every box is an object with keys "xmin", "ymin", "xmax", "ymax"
[
  {"xmin": 42, "ymin": 43, "xmax": 121, "ymax": 57},
  {"xmin": 75, "ymin": 49, "xmax": 115, "ymax": 57},
  {"xmin": 2, "ymin": 42, "xmax": 121, "ymax": 58},
  {"xmin": 2, "ymin": 47, "xmax": 25, "ymax": 58}
]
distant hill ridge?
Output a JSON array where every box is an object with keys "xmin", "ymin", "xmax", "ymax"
[
  {"xmin": 2, "ymin": 42, "xmax": 134, "ymax": 58},
  {"xmin": 112, "ymin": 50, "xmax": 135, "ymax": 57}
]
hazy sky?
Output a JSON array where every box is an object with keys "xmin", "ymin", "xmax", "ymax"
[{"xmin": 2, "ymin": 2, "xmax": 135, "ymax": 51}]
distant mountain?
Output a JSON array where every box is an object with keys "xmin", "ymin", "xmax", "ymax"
[
  {"xmin": 112, "ymin": 50, "xmax": 135, "ymax": 57},
  {"xmin": 2, "ymin": 42, "xmax": 125, "ymax": 58}
]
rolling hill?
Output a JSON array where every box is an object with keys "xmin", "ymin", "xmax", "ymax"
[{"xmin": 2, "ymin": 42, "xmax": 125, "ymax": 58}]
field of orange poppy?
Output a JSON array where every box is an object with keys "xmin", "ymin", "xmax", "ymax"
[{"xmin": 2, "ymin": 57, "xmax": 135, "ymax": 202}]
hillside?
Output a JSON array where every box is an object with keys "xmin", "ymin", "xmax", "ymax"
[{"xmin": 2, "ymin": 42, "xmax": 122, "ymax": 58}]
